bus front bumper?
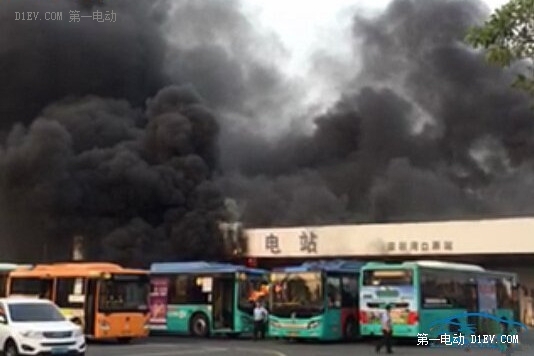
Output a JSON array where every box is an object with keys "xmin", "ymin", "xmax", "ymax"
[{"xmin": 268, "ymin": 320, "xmax": 322, "ymax": 339}]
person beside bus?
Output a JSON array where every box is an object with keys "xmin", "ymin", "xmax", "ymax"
[
  {"xmin": 376, "ymin": 304, "xmax": 393, "ymax": 354},
  {"xmin": 253, "ymin": 301, "xmax": 268, "ymax": 340}
]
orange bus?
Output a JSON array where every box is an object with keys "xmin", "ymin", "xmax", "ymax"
[
  {"xmin": 0, "ymin": 264, "xmax": 32, "ymax": 297},
  {"xmin": 6, "ymin": 262, "xmax": 150, "ymax": 343}
]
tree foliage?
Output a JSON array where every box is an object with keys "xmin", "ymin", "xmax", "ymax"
[{"xmin": 466, "ymin": 0, "xmax": 534, "ymax": 97}]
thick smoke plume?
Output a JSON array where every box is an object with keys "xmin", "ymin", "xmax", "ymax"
[
  {"xmin": 0, "ymin": 0, "xmax": 292, "ymax": 264},
  {"xmin": 3, "ymin": 0, "xmax": 534, "ymax": 264},
  {"xmin": 219, "ymin": 0, "xmax": 534, "ymax": 226}
]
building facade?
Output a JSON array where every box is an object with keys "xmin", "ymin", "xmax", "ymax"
[{"xmin": 241, "ymin": 217, "xmax": 534, "ymax": 325}]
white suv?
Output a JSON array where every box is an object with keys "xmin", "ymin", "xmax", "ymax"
[{"xmin": 0, "ymin": 297, "xmax": 86, "ymax": 356}]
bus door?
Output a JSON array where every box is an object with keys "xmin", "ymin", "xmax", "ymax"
[
  {"xmin": 84, "ymin": 278, "xmax": 98, "ymax": 336},
  {"xmin": 466, "ymin": 280, "xmax": 479, "ymax": 334},
  {"xmin": 212, "ymin": 275, "xmax": 234, "ymax": 330}
]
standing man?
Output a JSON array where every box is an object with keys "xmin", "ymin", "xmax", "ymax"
[
  {"xmin": 376, "ymin": 304, "xmax": 393, "ymax": 354},
  {"xmin": 253, "ymin": 301, "xmax": 268, "ymax": 340}
]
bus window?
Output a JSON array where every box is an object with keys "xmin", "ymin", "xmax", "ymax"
[
  {"xmin": 0, "ymin": 275, "xmax": 6, "ymax": 297},
  {"xmin": 326, "ymin": 276, "xmax": 341, "ymax": 308},
  {"xmin": 238, "ymin": 277, "xmax": 264, "ymax": 310},
  {"xmin": 56, "ymin": 278, "xmax": 85, "ymax": 308},
  {"xmin": 341, "ymin": 276, "xmax": 358, "ymax": 308},
  {"xmin": 496, "ymin": 277, "xmax": 514, "ymax": 309},
  {"xmin": 421, "ymin": 270, "xmax": 473, "ymax": 309},
  {"xmin": 10, "ymin": 278, "xmax": 52, "ymax": 298},
  {"xmin": 363, "ymin": 270, "xmax": 413, "ymax": 286},
  {"xmin": 167, "ymin": 275, "xmax": 208, "ymax": 305},
  {"xmin": 99, "ymin": 275, "xmax": 149, "ymax": 313}
]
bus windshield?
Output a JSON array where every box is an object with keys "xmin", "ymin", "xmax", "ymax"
[
  {"xmin": 238, "ymin": 274, "xmax": 268, "ymax": 311},
  {"xmin": 271, "ymin": 272, "xmax": 323, "ymax": 317},
  {"xmin": 99, "ymin": 274, "xmax": 149, "ymax": 313},
  {"xmin": 363, "ymin": 269, "xmax": 413, "ymax": 286}
]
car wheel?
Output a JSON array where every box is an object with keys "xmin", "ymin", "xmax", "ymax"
[{"xmin": 4, "ymin": 340, "xmax": 19, "ymax": 356}]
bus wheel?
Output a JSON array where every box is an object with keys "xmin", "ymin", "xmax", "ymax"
[
  {"xmin": 117, "ymin": 337, "xmax": 132, "ymax": 344},
  {"xmin": 344, "ymin": 318, "xmax": 356, "ymax": 341},
  {"xmin": 190, "ymin": 314, "xmax": 210, "ymax": 338}
]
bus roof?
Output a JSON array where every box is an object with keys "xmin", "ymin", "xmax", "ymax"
[
  {"xmin": 150, "ymin": 261, "xmax": 266, "ymax": 275},
  {"xmin": 8, "ymin": 262, "xmax": 147, "ymax": 278},
  {"xmin": 0, "ymin": 263, "xmax": 32, "ymax": 271},
  {"xmin": 363, "ymin": 260, "xmax": 485, "ymax": 272},
  {"xmin": 484, "ymin": 269, "xmax": 518, "ymax": 280},
  {"xmin": 273, "ymin": 259, "xmax": 366, "ymax": 273}
]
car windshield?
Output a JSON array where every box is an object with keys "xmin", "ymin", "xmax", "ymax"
[{"xmin": 8, "ymin": 303, "xmax": 65, "ymax": 322}]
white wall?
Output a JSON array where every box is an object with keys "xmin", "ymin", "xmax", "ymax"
[{"xmin": 245, "ymin": 217, "xmax": 534, "ymax": 258}]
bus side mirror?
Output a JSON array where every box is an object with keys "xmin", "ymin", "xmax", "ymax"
[{"xmin": 0, "ymin": 315, "xmax": 6, "ymax": 324}]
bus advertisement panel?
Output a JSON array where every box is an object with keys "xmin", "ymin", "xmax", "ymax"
[
  {"xmin": 149, "ymin": 261, "xmax": 268, "ymax": 338},
  {"xmin": 359, "ymin": 268, "xmax": 419, "ymax": 338},
  {"xmin": 268, "ymin": 260, "xmax": 363, "ymax": 342},
  {"xmin": 149, "ymin": 277, "xmax": 169, "ymax": 329}
]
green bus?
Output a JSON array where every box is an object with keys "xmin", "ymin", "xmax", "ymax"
[
  {"xmin": 148, "ymin": 261, "xmax": 268, "ymax": 338},
  {"xmin": 268, "ymin": 260, "xmax": 364, "ymax": 341},
  {"xmin": 0, "ymin": 263, "xmax": 32, "ymax": 297},
  {"xmin": 359, "ymin": 260, "xmax": 519, "ymax": 338}
]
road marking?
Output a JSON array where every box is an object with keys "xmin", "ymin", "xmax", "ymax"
[
  {"xmin": 235, "ymin": 347, "xmax": 287, "ymax": 356},
  {"xmin": 124, "ymin": 347, "xmax": 228, "ymax": 356},
  {"xmin": 90, "ymin": 343, "xmax": 197, "ymax": 350}
]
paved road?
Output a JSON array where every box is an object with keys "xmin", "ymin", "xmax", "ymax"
[{"xmin": 86, "ymin": 333, "xmax": 534, "ymax": 356}]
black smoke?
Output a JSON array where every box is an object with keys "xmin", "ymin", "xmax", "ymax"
[
  {"xmin": 0, "ymin": 0, "xmax": 293, "ymax": 264},
  {"xmin": 0, "ymin": 85, "xmax": 227, "ymax": 266},
  {"xmin": 3, "ymin": 0, "xmax": 534, "ymax": 265},
  {"xmin": 219, "ymin": 0, "xmax": 534, "ymax": 226},
  {"xmin": 0, "ymin": 0, "xmax": 168, "ymax": 130}
]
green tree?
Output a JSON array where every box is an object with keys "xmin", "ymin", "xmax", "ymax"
[{"xmin": 465, "ymin": 0, "xmax": 534, "ymax": 97}]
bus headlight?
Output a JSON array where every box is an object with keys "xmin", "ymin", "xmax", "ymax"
[
  {"xmin": 308, "ymin": 320, "xmax": 320, "ymax": 329},
  {"xmin": 98, "ymin": 320, "xmax": 110, "ymax": 331},
  {"xmin": 270, "ymin": 321, "xmax": 281, "ymax": 328}
]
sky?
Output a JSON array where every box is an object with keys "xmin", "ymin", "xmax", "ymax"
[
  {"xmin": 245, "ymin": 0, "xmax": 510, "ymax": 78},
  {"xmin": 237, "ymin": 0, "xmax": 512, "ymax": 119}
]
